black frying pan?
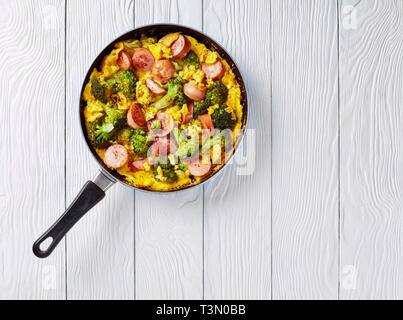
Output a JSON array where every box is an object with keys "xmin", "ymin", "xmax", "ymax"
[{"xmin": 32, "ymin": 24, "xmax": 248, "ymax": 258}]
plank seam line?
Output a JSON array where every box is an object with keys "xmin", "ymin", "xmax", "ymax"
[
  {"xmin": 270, "ymin": 0, "xmax": 273, "ymax": 300},
  {"xmin": 133, "ymin": 0, "xmax": 136, "ymax": 301},
  {"xmin": 202, "ymin": 0, "xmax": 205, "ymax": 301},
  {"xmin": 336, "ymin": 0, "xmax": 341, "ymax": 300},
  {"xmin": 64, "ymin": 0, "xmax": 68, "ymax": 301}
]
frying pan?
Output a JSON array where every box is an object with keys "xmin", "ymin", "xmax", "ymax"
[{"xmin": 32, "ymin": 24, "xmax": 248, "ymax": 258}]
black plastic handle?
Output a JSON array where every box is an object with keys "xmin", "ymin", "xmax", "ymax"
[{"xmin": 33, "ymin": 181, "xmax": 105, "ymax": 258}]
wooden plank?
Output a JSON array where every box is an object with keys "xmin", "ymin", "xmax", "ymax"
[
  {"xmin": 66, "ymin": 0, "xmax": 134, "ymax": 299},
  {"xmin": 339, "ymin": 0, "xmax": 403, "ymax": 299},
  {"xmin": 203, "ymin": 0, "xmax": 271, "ymax": 300},
  {"xmin": 134, "ymin": 0, "xmax": 203, "ymax": 300},
  {"xmin": 271, "ymin": 0, "xmax": 339, "ymax": 299},
  {"xmin": 0, "ymin": 0, "xmax": 65, "ymax": 299}
]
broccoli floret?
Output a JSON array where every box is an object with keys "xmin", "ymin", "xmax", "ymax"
[
  {"xmin": 153, "ymin": 158, "xmax": 178, "ymax": 183},
  {"xmin": 172, "ymin": 61, "xmax": 182, "ymax": 71},
  {"xmin": 123, "ymin": 39, "xmax": 141, "ymax": 51},
  {"xmin": 87, "ymin": 120, "xmax": 113, "ymax": 148},
  {"xmin": 205, "ymin": 81, "xmax": 228, "ymax": 106},
  {"xmin": 152, "ymin": 77, "xmax": 188, "ymax": 110},
  {"xmin": 118, "ymin": 127, "xmax": 134, "ymax": 145},
  {"xmin": 177, "ymin": 163, "xmax": 187, "ymax": 171},
  {"xmin": 130, "ymin": 129, "xmax": 153, "ymax": 157},
  {"xmin": 211, "ymin": 105, "xmax": 236, "ymax": 130},
  {"xmin": 201, "ymin": 133, "xmax": 224, "ymax": 153},
  {"xmin": 87, "ymin": 104, "xmax": 127, "ymax": 148},
  {"xmin": 173, "ymin": 127, "xmax": 200, "ymax": 159},
  {"xmin": 91, "ymin": 78, "xmax": 109, "ymax": 103},
  {"xmin": 107, "ymin": 70, "xmax": 137, "ymax": 99},
  {"xmin": 103, "ymin": 104, "xmax": 127, "ymax": 130},
  {"xmin": 182, "ymin": 51, "xmax": 199, "ymax": 68},
  {"xmin": 175, "ymin": 90, "xmax": 188, "ymax": 106},
  {"xmin": 193, "ymin": 100, "xmax": 209, "ymax": 118}
]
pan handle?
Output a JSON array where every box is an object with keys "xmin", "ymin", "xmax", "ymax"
[{"xmin": 33, "ymin": 170, "xmax": 116, "ymax": 258}]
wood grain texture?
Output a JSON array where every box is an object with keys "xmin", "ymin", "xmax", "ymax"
[
  {"xmin": 271, "ymin": 0, "xmax": 339, "ymax": 299},
  {"xmin": 134, "ymin": 0, "xmax": 204, "ymax": 300},
  {"xmin": 0, "ymin": 0, "xmax": 65, "ymax": 299},
  {"xmin": 66, "ymin": 0, "xmax": 134, "ymax": 299},
  {"xmin": 339, "ymin": 0, "xmax": 403, "ymax": 299},
  {"xmin": 203, "ymin": 0, "xmax": 271, "ymax": 300}
]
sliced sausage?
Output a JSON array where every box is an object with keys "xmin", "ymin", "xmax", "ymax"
[
  {"xmin": 127, "ymin": 102, "xmax": 147, "ymax": 129},
  {"xmin": 170, "ymin": 34, "xmax": 191, "ymax": 59},
  {"xmin": 201, "ymin": 59, "xmax": 225, "ymax": 80},
  {"xmin": 150, "ymin": 135, "xmax": 178, "ymax": 157},
  {"xmin": 182, "ymin": 102, "xmax": 193, "ymax": 124},
  {"xmin": 117, "ymin": 50, "xmax": 133, "ymax": 70},
  {"xmin": 152, "ymin": 59, "xmax": 175, "ymax": 84},
  {"xmin": 132, "ymin": 48, "xmax": 155, "ymax": 72},
  {"xmin": 105, "ymin": 144, "xmax": 129, "ymax": 169},
  {"xmin": 198, "ymin": 114, "xmax": 215, "ymax": 136},
  {"xmin": 183, "ymin": 83, "xmax": 206, "ymax": 101},
  {"xmin": 129, "ymin": 158, "xmax": 149, "ymax": 172},
  {"xmin": 185, "ymin": 159, "xmax": 211, "ymax": 177},
  {"xmin": 159, "ymin": 32, "xmax": 181, "ymax": 47},
  {"xmin": 147, "ymin": 113, "xmax": 175, "ymax": 137},
  {"xmin": 146, "ymin": 78, "xmax": 166, "ymax": 95}
]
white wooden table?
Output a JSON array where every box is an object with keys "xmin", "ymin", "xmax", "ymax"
[{"xmin": 1, "ymin": 0, "xmax": 403, "ymax": 300}]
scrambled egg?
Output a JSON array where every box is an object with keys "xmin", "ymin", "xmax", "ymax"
[{"xmin": 83, "ymin": 34, "xmax": 244, "ymax": 191}]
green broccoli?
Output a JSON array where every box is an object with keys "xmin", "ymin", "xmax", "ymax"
[
  {"xmin": 130, "ymin": 129, "xmax": 153, "ymax": 157},
  {"xmin": 87, "ymin": 104, "xmax": 127, "ymax": 148},
  {"xmin": 87, "ymin": 120, "xmax": 114, "ymax": 149},
  {"xmin": 182, "ymin": 51, "xmax": 200, "ymax": 68},
  {"xmin": 152, "ymin": 77, "xmax": 188, "ymax": 110},
  {"xmin": 193, "ymin": 100, "xmax": 209, "ymax": 118},
  {"xmin": 172, "ymin": 61, "xmax": 182, "ymax": 71},
  {"xmin": 123, "ymin": 39, "xmax": 141, "ymax": 51},
  {"xmin": 91, "ymin": 77, "xmax": 109, "ymax": 103},
  {"xmin": 153, "ymin": 158, "xmax": 178, "ymax": 183},
  {"xmin": 211, "ymin": 105, "xmax": 236, "ymax": 130},
  {"xmin": 172, "ymin": 127, "xmax": 200, "ymax": 159},
  {"xmin": 118, "ymin": 127, "xmax": 134, "ymax": 145},
  {"xmin": 205, "ymin": 81, "xmax": 228, "ymax": 106},
  {"xmin": 107, "ymin": 70, "xmax": 137, "ymax": 99},
  {"xmin": 201, "ymin": 133, "xmax": 225, "ymax": 153},
  {"xmin": 177, "ymin": 163, "xmax": 187, "ymax": 171},
  {"xmin": 102, "ymin": 104, "xmax": 127, "ymax": 130}
]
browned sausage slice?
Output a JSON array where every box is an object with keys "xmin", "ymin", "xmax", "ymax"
[
  {"xmin": 183, "ymin": 82, "xmax": 207, "ymax": 101},
  {"xmin": 117, "ymin": 50, "xmax": 133, "ymax": 70},
  {"xmin": 170, "ymin": 34, "xmax": 191, "ymax": 59},
  {"xmin": 147, "ymin": 113, "xmax": 174, "ymax": 137},
  {"xmin": 132, "ymin": 48, "xmax": 155, "ymax": 72},
  {"xmin": 146, "ymin": 78, "xmax": 166, "ymax": 95},
  {"xmin": 129, "ymin": 158, "xmax": 149, "ymax": 172},
  {"xmin": 127, "ymin": 102, "xmax": 147, "ymax": 129},
  {"xmin": 150, "ymin": 136, "xmax": 178, "ymax": 157},
  {"xmin": 198, "ymin": 114, "xmax": 215, "ymax": 136},
  {"xmin": 105, "ymin": 144, "xmax": 129, "ymax": 168},
  {"xmin": 152, "ymin": 59, "xmax": 175, "ymax": 84},
  {"xmin": 185, "ymin": 159, "xmax": 211, "ymax": 177},
  {"xmin": 182, "ymin": 102, "xmax": 193, "ymax": 124},
  {"xmin": 201, "ymin": 59, "xmax": 225, "ymax": 80}
]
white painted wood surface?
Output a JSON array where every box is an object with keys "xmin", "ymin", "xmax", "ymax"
[
  {"xmin": 203, "ymin": 0, "xmax": 271, "ymax": 300},
  {"xmin": 271, "ymin": 0, "xmax": 339, "ymax": 299},
  {"xmin": 0, "ymin": 0, "xmax": 66, "ymax": 299},
  {"xmin": 1, "ymin": 0, "xmax": 403, "ymax": 300},
  {"xmin": 134, "ymin": 0, "xmax": 203, "ymax": 300},
  {"xmin": 66, "ymin": 0, "xmax": 134, "ymax": 299},
  {"xmin": 340, "ymin": 0, "xmax": 403, "ymax": 299}
]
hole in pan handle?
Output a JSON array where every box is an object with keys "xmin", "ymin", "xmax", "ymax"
[{"xmin": 32, "ymin": 170, "xmax": 116, "ymax": 258}]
